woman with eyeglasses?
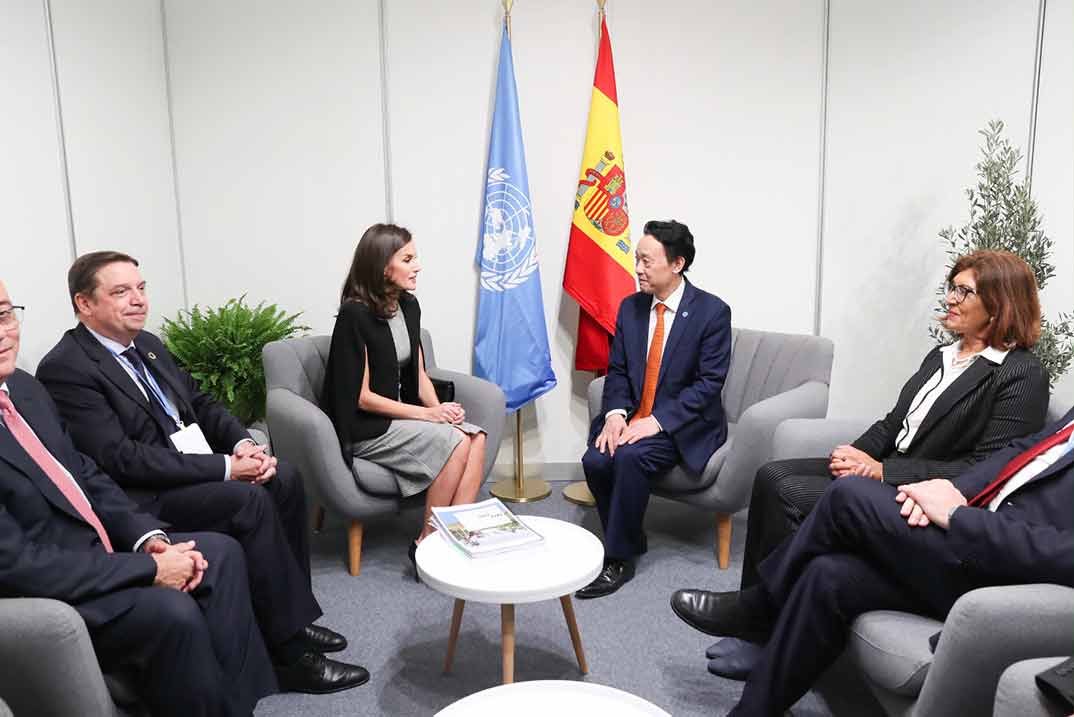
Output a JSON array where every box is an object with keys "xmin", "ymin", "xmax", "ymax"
[{"xmin": 738, "ymin": 249, "xmax": 1049, "ymax": 591}]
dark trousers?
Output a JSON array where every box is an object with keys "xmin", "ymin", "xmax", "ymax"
[
  {"xmin": 740, "ymin": 458, "xmax": 833, "ymax": 588},
  {"xmin": 149, "ymin": 461, "xmax": 322, "ymax": 647},
  {"xmin": 731, "ymin": 477, "xmax": 980, "ymax": 717},
  {"xmin": 88, "ymin": 532, "xmax": 277, "ymax": 717},
  {"xmin": 582, "ymin": 432, "xmax": 680, "ymax": 561}
]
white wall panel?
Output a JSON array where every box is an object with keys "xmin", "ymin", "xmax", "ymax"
[
  {"xmin": 164, "ymin": 0, "xmax": 386, "ymax": 337},
  {"xmin": 0, "ymin": 0, "xmax": 74, "ymax": 370},
  {"xmin": 1032, "ymin": 0, "xmax": 1074, "ymax": 411},
  {"xmin": 822, "ymin": 0, "xmax": 1040, "ymax": 419},
  {"xmin": 50, "ymin": 0, "xmax": 185, "ymax": 328},
  {"xmin": 387, "ymin": 0, "xmax": 824, "ymax": 464}
]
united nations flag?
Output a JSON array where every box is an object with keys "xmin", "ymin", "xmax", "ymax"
[{"xmin": 473, "ymin": 22, "xmax": 556, "ymax": 412}]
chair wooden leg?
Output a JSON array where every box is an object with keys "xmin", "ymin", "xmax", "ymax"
[
  {"xmin": 347, "ymin": 520, "xmax": 364, "ymax": 576},
  {"xmin": 559, "ymin": 595, "xmax": 588, "ymax": 674},
  {"xmin": 501, "ymin": 604, "xmax": 515, "ymax": 684},
  {"xmin": 716, "ymin": 513, "xmax": 732, "ymax": 570},
  {"xmin": 312, "ymin": 505, "xmax": 325, "ymax": 533},
  {"xmin": 444, "ymin": 599, "xmax": 466, "ymax": 673}
]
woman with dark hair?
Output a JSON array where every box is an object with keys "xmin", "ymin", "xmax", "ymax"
[
  {"xmin": 322, "ymin": 223, "xmax": 486, "ymax": 577},
  {"xmin": 693, "ymin": 249, "xmax": 1050, "ymax": 675}
]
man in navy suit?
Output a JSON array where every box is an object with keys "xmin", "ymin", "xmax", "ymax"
[
  {"xmin": 0, "ymin": 280, "xmax": 277, "ymax": 716},
  {"xmin": 576, "ymin": 220, "xmax": 732, "ymax": 599},
  {"xmin": 36, "ymin": 251, "xmax": 367, "ymax": 694},
  {"xmin": 671, "ymin": 407, "xmax": 1074, "ymax": 715}
]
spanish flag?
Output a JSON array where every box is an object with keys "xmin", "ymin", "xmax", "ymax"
[{"xmin": 563, "ymin": 16, "xmax": 635, "ymax": 372}]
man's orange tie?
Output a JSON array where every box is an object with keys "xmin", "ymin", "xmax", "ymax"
[{"xmin": 631, "ymin": 303, "xmax": 667, "ymax": 424}]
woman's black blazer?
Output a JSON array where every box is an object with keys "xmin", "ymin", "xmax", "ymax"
[
  {"xmin": 851, "ymin": 345, "xmax": 1049, "ymax": 485},
  {"xmin": 322, "ymin": 293, "xmax": 423, "ymax": 457}
]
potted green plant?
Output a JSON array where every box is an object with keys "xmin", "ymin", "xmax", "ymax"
[
  {"xmin": 931, "ymin": 119, "xmax": 1073, "ymax": 387},
  {"xmin": 161, "ymin": 296, "xmax": 310, "ymax": 435}
]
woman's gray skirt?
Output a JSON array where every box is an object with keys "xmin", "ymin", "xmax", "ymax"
[{"xmin": 351, "ymin": 419, "xmax": 485, "ymax": 497}]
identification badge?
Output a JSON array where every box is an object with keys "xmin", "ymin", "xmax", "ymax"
[{"xmin": 169, "ymin": 423, "xmax": 213, "ymax": 454}]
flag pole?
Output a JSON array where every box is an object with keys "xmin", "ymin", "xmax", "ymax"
[
  {"xmin": 486, "ymin": 0, "xmax": 550, "ymax": 504},
  {"xmin": 563, "ymin": 0, "xmax": 611, "ymax": 509}
]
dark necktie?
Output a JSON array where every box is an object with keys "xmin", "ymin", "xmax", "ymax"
[
  {"xmin": 122, "ymin": 348, "xmax": 179, "ymax": 428},
  {"xmin": 969, "ymin": 423, "xmax": 1074, "ymax": 507},
  {"xmin": 0, "ymin": 391, "xmax": 113, "ymax": 552}
]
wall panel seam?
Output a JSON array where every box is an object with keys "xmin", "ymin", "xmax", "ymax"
[
  {"xmin": 378, "ymin": 0, "xmax": 394, "ymax": 222},
  {"xmin": 42, "ymin": 0, "xmax": 77, "ymax": 261},
  {"xmin": 159, "ymin": 0, "xmax": 190, "ymax": 309},
  {"xmin": 812, "ymin": 0, "xmax": 831, "ymax": 337},
  {"xmin": 1026, "ymin": 0, "xmax": 1046, "ymax": 194}
]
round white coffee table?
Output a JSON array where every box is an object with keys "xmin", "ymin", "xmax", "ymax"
[
  {"xmin": 436, "ymin": 680, "xmax": 671, "ymax": 716},
  {"xmin": 417, "ymin": 516, "xmax": 603, "ymax": 684}
]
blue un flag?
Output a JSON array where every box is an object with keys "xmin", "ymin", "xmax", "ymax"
[{"xmin": 473, "ymin": 24, "xmax": 557, "ymax": 411}]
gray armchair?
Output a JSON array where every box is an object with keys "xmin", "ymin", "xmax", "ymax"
[
  {"xmin": 995, "ymin": 657, "xmax": 1070, "ymax": 717},
  {"xmin": 263, "ymin": 330, "xmax": 506, "ymax": 575},
  {"xmin": 587, "ymin": 327, "xmax": 834, "ymax": 568},
  {"xmin": 772, "ymin": 404, "xmax": 1072, "ymax": 717}
]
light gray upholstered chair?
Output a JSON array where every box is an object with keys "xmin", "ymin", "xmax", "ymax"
[
  {"xmin": 263, "ymin": 330, "xmax": 506, "ymax": 575},
  {"xmin": 771, "ymin": 400, "xmax": 1072, "ymax": 717},
  {"xmin": 994, "ymin": 657, "xmax": 1070, "ymax": 717},
  {"xmin": 586, "ymin": 327, "xmax": 834, "ymax": 568},
  {"xmin": 0, "ymin": 598, "xmax": 124, "ymax": 716}
]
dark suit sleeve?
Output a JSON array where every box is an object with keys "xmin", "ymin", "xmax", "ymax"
[
  {"xmin": 599, "ymin": 301, "xmax": 633, "ymax": 418},
  {"xmin": 948, "ymin": 507, "xmax": 1074, "ymax": 587},
  {"xmin": 851, "ymin": 348, "xmax": 941, "ymax": 462},
  {"xmin": 37, "ymin": 366, "xmax": 228, "ymax": 488},
  {"xmin": 73, "ymin": 449, "xmax": 167, "ymax": 549},
  {"xmin": 0, "ymin": 502, "xmax": 157, "ymax": 603},
  {"xmin": 322, "ymin": 304, "xmax": 368, "ymax": 455},
  {"xmin": 880, "ymin": 355, "xmax": 1049, "ymax": 485},
  {"xmin": 951, "ymin": 413, "xmax": 1073, "ymax": 498}
]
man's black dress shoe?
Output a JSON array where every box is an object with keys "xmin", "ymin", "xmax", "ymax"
[
  {"xmin": 276, "ymin": 651, "xmax": 370, "ymax": 694},
  {"xmin": 707, "ymin": 639, "xmax": 764, "ymax": 680},
  {"xmin": 301, "ymin": 624, "xmax": 347, "ymax": 654},
  {"xmin": 575, "ymin": 559, "xmax": 634, "ymax": 599},
  {"xmin": 670, "ymin": 589, "xmax": 770, "ymax": 641}
]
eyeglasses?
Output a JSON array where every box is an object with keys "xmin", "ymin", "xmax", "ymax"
[
  {"xmin": 946, "ymin": 283, "xmax": 977, "ymax": 305},
  {"xmin": 0, "ymin": 306, "xmax": 24, "ymax": 329}
]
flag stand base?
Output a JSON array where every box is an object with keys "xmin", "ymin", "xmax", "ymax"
[
  {"xmin": 562, "ymin": 481, "xmax": 596, "ymax": 507},
  {"xmin": 490, "ymin": 411, "xmax": 550, "ymax": 503}
]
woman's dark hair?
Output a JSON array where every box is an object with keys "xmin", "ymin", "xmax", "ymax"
[
  {"xmin": 642, "ymin": 219, "xmax": 695, "ymax": 273},
  {"xmin": 340, "ymin": 223, "xmax": 413, "ymax": 318},
  {"xmin": 947, "ymin": 249, "xmax": 1041, "ymax": 349}
]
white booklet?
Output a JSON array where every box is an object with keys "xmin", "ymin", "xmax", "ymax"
[{"xmin": 430, "ymin": 498, "xmax": 544, "ymax": 558}]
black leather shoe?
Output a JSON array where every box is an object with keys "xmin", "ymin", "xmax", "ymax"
[
  {"xmin": 574, "ymin": 559, "xmax": 635, "ymax": 599},
  {"xmin": 670, "ymin": 589, "xmax": 770, "ymax": 640},
  {"xmin": 707, "ymin": 639, "xmax": 764, "ymax": 680},
  {"xmin": 301, "ymin": 624, "xmax": 347, "ymax": 654},
  {"xmin": 276, "ymin": 651, "xmax": 369, "ymax": 694}
]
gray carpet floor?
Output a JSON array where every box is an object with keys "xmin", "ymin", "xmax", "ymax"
[{"xmin": 253, "ymin": 476, "xmax": 883, "ymax": 716}]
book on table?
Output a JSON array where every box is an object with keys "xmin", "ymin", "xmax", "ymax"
[{"xmin": 430, "ymin": 498, "xmax": 544, "ymax": 558}]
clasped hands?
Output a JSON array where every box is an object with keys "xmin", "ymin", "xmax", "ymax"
[
  {"xmin": 424, "ymin": 402, "xmax": 465, "ymax": 425},
  {"xmin": 829, "ymin": 444, "xmax": 883, "ymax": 480},
  {"xmin": 595, "ymin": 414, "xmax": 661, "ymax": 455},
  {"xmin": 230, "ymin": 441, "xmax": 277, "ymax": 484},
  {"xmin": 145, "ymin": 538, "xmax": 207, "ymax": 592},
  {"xmin": 895, "ymin": 479, "xmax": 967, "ymax": 530}
]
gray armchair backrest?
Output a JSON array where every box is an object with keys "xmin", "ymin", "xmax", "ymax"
[{"xmin": 722, "ymin": 328, "xmax": 834, "ymax": 423}]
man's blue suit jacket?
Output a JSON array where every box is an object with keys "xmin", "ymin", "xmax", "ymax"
[{"xmin": 589, "ymin": 279, "xmax": 732, "ymax": 475}]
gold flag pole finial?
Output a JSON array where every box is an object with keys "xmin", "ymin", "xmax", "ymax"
[
  {"xmin": 596, "ymin": 0, "xmax": 607, "ymax": 20},
  {"xmin": 502, "ymin": 0, "xmax": 513, "ymax": 38}
]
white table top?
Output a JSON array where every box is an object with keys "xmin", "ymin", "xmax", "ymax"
[
  {"xmin": 416, "ymin": 516, "xmax": 604, "ymax": 604},
  {"xmin": 435, "ymin": 680, "xmax": 671, "ymax": 716}
]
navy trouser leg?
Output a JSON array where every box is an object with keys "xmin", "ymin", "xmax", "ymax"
[{"xmin": 582, "ymin": 434, "xmax": 679, "ymax": 561}]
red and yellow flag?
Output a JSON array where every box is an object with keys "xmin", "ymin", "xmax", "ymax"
[{"xmin": 563, "ymin": 16, "xmax": 635, "ymax": 372}]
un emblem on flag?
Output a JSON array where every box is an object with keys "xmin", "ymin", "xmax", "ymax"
[{"xmin": 480, "ymin": 168, "xmax": 540, "ymax": 292}]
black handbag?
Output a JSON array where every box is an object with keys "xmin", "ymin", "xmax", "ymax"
[{"xmin": 431, "ymin": 377, "xmax": 455, "ymax": 403}]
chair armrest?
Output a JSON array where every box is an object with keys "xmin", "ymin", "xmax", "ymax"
[
  {"xmin": 912, "ymin": 584, "xmax": 1074, "ymax": 717},
  {"xmin": 427, "ymin": 368, "xmax": 507, "ymax": 477},
  {"xmin": 587, "ymin": 376, "xmax": 606, "ymax": 423},
  {"xmin": 0, "ymin": 598, "xmax": 115, "ymax": 716},
  {"xmin": 995, "ymin": 657, "xmax": 1069, "ymax": 717},
  {"xmin": 712, "ymin": 381, "xmax": 831, "ymax": 510},
  {"xmin": 771, "ymin": 417, "xmax": 872, "ymax": 461},
  {"xmin": 266, "ymin": 387, "xmax": 378, "ymax": 518}
]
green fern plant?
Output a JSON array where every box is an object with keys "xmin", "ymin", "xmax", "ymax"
[
  {"xmin": 931, "ymin": 119, "xmax": 1074, "ymax": 388},
  {"xmin": 161, "ymin": 297, "xmax": 309, "ymax": 425}
]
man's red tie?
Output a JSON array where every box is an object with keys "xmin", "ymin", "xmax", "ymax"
[
  {"xmin": 0, "ymin": 391, "xmax": 114, "ymax": 552},
  {"xmin": 968, "ymin": 423, "xmax": 1074, "ymax": 508}
]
